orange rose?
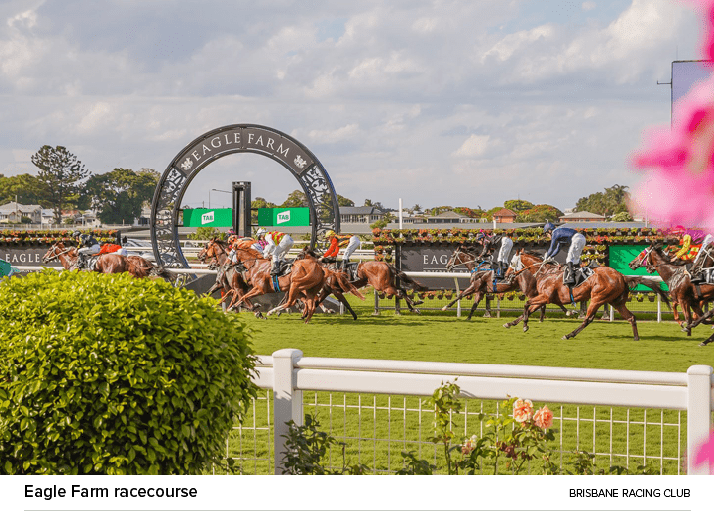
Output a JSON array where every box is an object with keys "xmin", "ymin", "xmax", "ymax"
[
  {"xmin": 513, "ymin": 398, "xmax": 534, "ymax": 423},
  {"xmin": 534, "ymin": 405, "xmax": 553, "ymax": 430}
]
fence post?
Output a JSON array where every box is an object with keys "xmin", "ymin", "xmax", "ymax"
[
  {"xmin": 272, "ymin": 348, "xmax": 303, "ymax": 475},
  {"xmin": 686, "ymin": 365, "xmax": 713, "ymax": 475}
]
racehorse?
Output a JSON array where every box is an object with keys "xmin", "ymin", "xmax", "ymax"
[
  {"xmin": 510, "ymin": 251, "xmax": 663, "ymax": 340},
  {"xmin": 629, "ymin": 244, "xmax": 714, "ymax": 341},
  {"xmin": 348, "ymin": 260, "xmax": 427, "ymax": 313},
  {"xmin": 227, "ymin": 247, "xmax": 328, "ymax": 323},
  {"xmin": 442, "ymin": 247, "xmax": 575, "ymax": 321},
  {"xmin": 42, "ymin": 242, "xmax": 171, "ymax": 279},
  {"xmin": 296, "ymin": 249, "xmax": 365, "ymax": 320}
]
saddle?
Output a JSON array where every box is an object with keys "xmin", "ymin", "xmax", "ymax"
[
  {"xmin": 274, "ymin": 260, "xmax": 293, "ymax": 277},
  {"xmin": 567, "ymin": 266, "xmax": 594, "ymax": 288},
  {"xmin": 75, "ymin": 255, "xmax": 99, "ymax": 271},
  {"xmin": 344, "ymin": 262, "xmax": 359, "ymax": 281},
  {"xmin": 692, "ymin": 267, "xmax": 714, "ymax": 285}
]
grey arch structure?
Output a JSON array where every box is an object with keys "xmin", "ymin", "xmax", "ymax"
[{"xmin": 150, "ymin": 124, "xmax": 340, "ymax": 267}]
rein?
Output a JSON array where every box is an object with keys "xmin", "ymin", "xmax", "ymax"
[{"xmin": 44, "ymin": 246, "xmax": 74, "ymax": 262}]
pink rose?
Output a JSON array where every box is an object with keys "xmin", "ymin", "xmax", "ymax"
[
  {"xmin": 534, "ymin": 405, "xmax": 554, "ymax": 430},
  {"xmin": 512, "ymin": 398, "xmax": 534, "ymax": 424}
]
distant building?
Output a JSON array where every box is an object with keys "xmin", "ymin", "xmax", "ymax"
[
  {"xmin": 558, "ymin": 211, "xmax": 606, "ymax": 223},
  {"xmin": 0, "ymin": 202, "xmax": 42, "ymax": 223},
  {"xmin": 426, "ymin": 210, "xmax": 467, "ymax": 224},
  {"xmin": 339, "ymin": 206, "xmax": 386, "ymax": 224},
  {"xmin": 491, "ymin": 208, "xmax": 517, "ymax": 223}
]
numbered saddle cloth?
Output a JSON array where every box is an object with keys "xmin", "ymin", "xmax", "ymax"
[
  {"xmin": 345, "ymin": 262, "xmax": 359, "ymax": 281},
  {"xmin": 701, "ymin": 268, "xmax": 714, "ymax": 284}
]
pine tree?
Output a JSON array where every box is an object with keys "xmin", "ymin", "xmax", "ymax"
[{"xmin": 31, "ymin": 146, "xmax": 90, "ymax": 223}]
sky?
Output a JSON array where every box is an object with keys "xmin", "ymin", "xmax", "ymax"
[{"xmin": 0, "ymin": 0, "xmax": 707, "ymax": 212}]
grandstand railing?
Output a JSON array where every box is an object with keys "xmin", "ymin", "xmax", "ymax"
[{"xmin": 235, "ymin": 350, "xmax": 713, "ymax": 475}]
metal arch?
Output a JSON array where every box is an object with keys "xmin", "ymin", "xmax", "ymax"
[{"xmin": 150, "ymin": 124, "xmax": 340, "ymax": 268}]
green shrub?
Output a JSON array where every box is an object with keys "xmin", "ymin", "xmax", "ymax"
[{"xmin": 0, "ymin": 270, "xmax": 258, "ymax": 474}]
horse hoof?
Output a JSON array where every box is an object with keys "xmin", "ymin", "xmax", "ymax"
[
  {"xmin": 441, "ymin": 306, "xmax": 448, "ymax": 311},
  {"xmin": 699, "ymin": 341, "xmax": 710, "ymax": 346},
  {"xmin": 413, "ymin": 300, "xmax": 424, "ymax": 306},
  {"xmin": 413, "ymin": 308, "xmax": 421, "ymax": 314},
  {"xmin": 483, "ymin": 313, "xmax": 491, "ymax": 318},
  {"xmin": 561, "ymin": 335, "xmax": 568, "ymax": 340},
  {"xmin": 503, "ymin": 323, "xmax": 510, "ymax": 329},
  {"xmin": 523, "ymin": 326, "xmax": 529, "ymax": 333}
]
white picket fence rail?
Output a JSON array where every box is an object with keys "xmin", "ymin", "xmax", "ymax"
[{"xmin": 251, "ymin": 349, "xmax": 713, "ymax": 475}]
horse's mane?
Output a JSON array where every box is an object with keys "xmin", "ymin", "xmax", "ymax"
[
  {"xmin": 301, "ymin": 248, "xmax": 320, "ymax": 258},
  {"xmin": 522, "ymin": 250, "xmax": 544, "ymax": 259}
]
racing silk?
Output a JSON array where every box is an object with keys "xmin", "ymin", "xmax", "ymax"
[
  {"xmin": 673, "ymin": 234, "xmax": 702, "ymax": 261},
  {"xmin": 324, "ymin": 234, "xmax": 354, "ymax": 258},
  {"xmin": 545, "ymin": 227, "xmax": 578, "ymax": 259},
  {"xmin": 265, "ymin": 232, "xmax": 286, "ymax": 245},
  {"xmin": 98, "ymin": 244, "xmax": 122, "ymax": 255}
]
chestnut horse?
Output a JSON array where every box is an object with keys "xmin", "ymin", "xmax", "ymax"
[
  {"xmin": 347, "ymin": 260, "xmax": 427, "ymax": 313},
  {"xmin": 511, "ymin": 251, "xmax": 649, "ymax": 340},
  {"xmin": 42, "ymin": 242, "xmax": 170, "ymax": 279},
  {"xmin": 443, "ymin": 245, "xmax": 569, "ymax": 321},
  {"xmin": 227, "ymin": 247, "xmax": 327, "ymax": 323},
  {"xmin": 629, "ymin": 244, "xmax": 714, "ymax": 343}
]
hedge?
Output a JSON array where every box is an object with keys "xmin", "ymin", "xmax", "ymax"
[{"xmin": 0, "ymin": 270, "xmax": 258, "ymax": 474}]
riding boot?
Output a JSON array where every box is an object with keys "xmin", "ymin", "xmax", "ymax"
[
  {"xmin": 270, "ymin": 260, "xmax": 280, "ymax": 276},
  {"xmin": 340, "ymin": 259, "xmax": 348, "ymax": 272},
  {"xmin": 500, "ymin": 262, "xmax": 510, "ymax": 281},
  {"xmin": 564, "ymin": 262, "xmax": 575, "ymax": 286},
  {"xmin": 77, "ymin": 253, "xmax": 86, "ymax": 270}
]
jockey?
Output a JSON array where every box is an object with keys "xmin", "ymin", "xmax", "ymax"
[
  {"xmin": 98, "ymin": 242, "xmax": 128, "ymax": 257},
  {"xmin": 73, "ymin": 230, "xmax": 101, "ymax": 269},
  {"xmin": 323, "ymin": 230, "xmax": 361, "ymax": 271},
  {"xmin": 542, "ymin": 222, "xmax": 586, "ymax": 286},
  {"xmin": 669, "ymin": 226, "xmax": 706, "ymax": 263},
  {"xmin": 257, "ymin": 227, "xmax": 294, "ymax": 275},
  {"xmin": 477, "ymin": 230, "xmax": 513, "ymax": 279}
]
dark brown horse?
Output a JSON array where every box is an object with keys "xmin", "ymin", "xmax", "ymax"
[
  {"xmin": 349, "ymin": 260, "xmax": 427, "ymax": 313},
  {"xmin": 513, "ymin": 251, "xmax": 656, "ymax": 340},
  {"xmin": 629, "ymin": 244, "xmax": 714, "ymax": 342},
  {"xmin": 443, "ymin": 245, "xmax": 569, "ymax": 321}
]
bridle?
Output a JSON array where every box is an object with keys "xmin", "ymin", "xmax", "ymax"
[
  {"xmin": 42, "ymin": 244, "xmax": 74, "ymax": 263},
  {"xmin": 631, "ymin": 247, "xmax": 656, "ymax": 273},
  {"xmin": 446, "ymin": 247, "xmax": 477, "ymax": 271}
]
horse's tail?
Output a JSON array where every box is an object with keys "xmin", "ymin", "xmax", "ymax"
[
  {"xmin": 625, "ymin": 275, "xmax": 671, "ymax": 310},
  {"xmin": 388, "ymin": 264, "xmax": 428, "ymax": 291}
]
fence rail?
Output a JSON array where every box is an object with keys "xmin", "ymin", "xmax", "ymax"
[{"xmin": 242, "ymin": 350, "xmax": 713, "ymax": 475}]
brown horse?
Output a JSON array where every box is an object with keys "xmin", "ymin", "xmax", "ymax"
[
  {"xmin": 296, "ymin": 249, "xmax": 365, "ymax": 320},
  {"xmin": 42, "ymin": 242, "xmax": 171, "ymax": 279},
  {"xmin": 629, "ymin": 244, "xmax": 714, "ymax": 342},
  {"xmin": 346, "ymin": 260, "xmax": 427, "ymax": 313},
  {"xmin": 443, "ymin": 245, "xmax": 569, "ymax": 321},
  {"xmin": 227, "ymin": 247, "xmax": 327, "ymax": 323},
  {"xmin": 512, "ymin": 251, "xmax": 649, "ymax": 340}
]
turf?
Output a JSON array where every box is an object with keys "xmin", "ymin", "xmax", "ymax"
[{"xmin": 225, "ymin": 291, "xmax": 713, "ymax": 475}]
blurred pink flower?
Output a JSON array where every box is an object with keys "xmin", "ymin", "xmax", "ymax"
[
  {"xmin": 630, "ymin": 0, "xmax": 714, "ymax": 232},
  {"xmin": 694, "ymin": 430, "xmax": 714, "ymax": 471},
  {"xmin": 534, "ymin": 405, "xmax": 554, "ymax": 430},
  {"xmin": 513, "ymin": 398, "xmax": 534, "ymax": 424}
]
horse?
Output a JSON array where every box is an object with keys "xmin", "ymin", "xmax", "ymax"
[
  {"xmin": 42, "ymin": 242, "xmax": 131, "ymax": 274},
  {"xmin": 295, "ymin": 249, "xmax": 365, "ymax": 320},
  {"xmin": 511, "ymin": 251, "xmax": 664, "ymax": 340},
  {"xmin": 347, "ymin": 260, "xmax": 427, "ymax": 313},
  {"xmin": 629, "ymin": 244, "xmax": 714, "ymax": 342},
  {"xmin": 198, "ymin": 238, "xmax": 263, "ymax": 316},
  {"xmin": 443, "ymin": 245, "xmax": 567, "ymax": 321},
  {"xmin": 227, "ymin": 247, "xmax": 328, "ymax": 323}
]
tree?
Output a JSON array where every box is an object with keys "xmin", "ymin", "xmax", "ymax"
[
  {"xmin": 31, "ymin": 146, "xmax": 90, "ymax": 223},
  {"xmin": 0, "ymin": 173, "xmax": 45, "ymax": 205},
  {"xmin": 336, "ymin": 194, "xmax": 354, "ymax": 207},
  {"xmin": 517, "ymin": 204, "xmax": 564, "ymax": 223},
  {"xmin": 453, "ymin": 207, "xmax": 484, "ymax": 219},
  {"xmin": 504, "ymin": 199, "xmax": 535, "ymax": 213},
  {"xmin": 611, "ymin": 211, "xmax": 633, "ymax": 222},
  {"xmin": 412, "ymin": 204, "xmax": 422, "ymax": 212},
  {"xmin": 251, "ymin": 197, "xmax": 277, "ymax": 224},
  {"xmin": 282, "ymin": 190, "xmax": 309, "ymax": 208},
  {"xmin": 575, "ymin": 184, "xmax": 630, "ymax": 217},
  {"xmin": 81, "ymin": 168, "xmax": 158, "ymax": 225}
]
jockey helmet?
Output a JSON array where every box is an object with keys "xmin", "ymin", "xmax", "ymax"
[
  {"xmin": 227, "ymin": 234, "xmax": 238, "ymax": 245},
  {"xmin": 543, "ymin": 222, "xmax": 555, "ymax": 233},
  {"xmin": 256, "ymin": 227, "xmax": 267, "ymax": 237},
  {"xmin": 72, "ymin": 230, "xmax": 81, "ymax": 238},
  {"xmin": 325, "ymin": 229, "xmax": 336, "ymax": 239}
]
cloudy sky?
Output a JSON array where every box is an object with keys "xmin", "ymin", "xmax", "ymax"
[{"xmin": 0, "ymin": 0, "xmax": 705, "ymax": 211}]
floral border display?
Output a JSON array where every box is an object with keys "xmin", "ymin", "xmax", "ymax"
[{"xmin": 0, "ymin": 229, "xmax": 120, "ymax": 245}]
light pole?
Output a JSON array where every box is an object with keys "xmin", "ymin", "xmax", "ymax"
[{"xmin": 209, "ymin": 189, "xmax": 232, "ymax": 209}]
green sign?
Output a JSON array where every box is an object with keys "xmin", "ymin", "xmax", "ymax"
[
  {"xmin": 182, "ymin": 208, "xmax": 233, "ymax": 228},
  {"xmin": 257, "ymin": 208, "xmax": 311, "ymax": 227},
  {"xmin": 608, "ymin": 245, "xmax": 668, "ymax": 291}
]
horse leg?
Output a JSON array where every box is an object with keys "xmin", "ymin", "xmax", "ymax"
[
  {"xmin": 332, "ymin": 291, "xmax": 358, "ymax": 320},
  {"xmin": 441, "ymin": 281, "xmax": 478, "ymax": 311},
  {"xmin": 688, "ymin": 306, "xmax": 714, "ymax": 330},
  {"xmin": 609, "ymin": 300, "xmax": 639, "ymax": 341},
  {"xmin": 521, "ymin": 297, "xmax": 550, "ymax": 333},
  {"xmin": 562, "ymin": 301, "xmax": 602, "ymax": 340},
  {"xmin": 466, "ymin": 292, "xmax": 484, "ymax": 321},
  {"xmin": 483, "ymin": 295, "xmax": 492, "ymax": 318}
]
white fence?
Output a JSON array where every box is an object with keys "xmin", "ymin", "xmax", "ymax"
[{"xmin": 246, "ymin": 349, "xmax": 713, "ymax": 475}]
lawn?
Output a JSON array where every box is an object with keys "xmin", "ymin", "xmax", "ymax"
[{"xmin": 224, "ymin": 291, "xmax": 713, "ymax": 475}]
